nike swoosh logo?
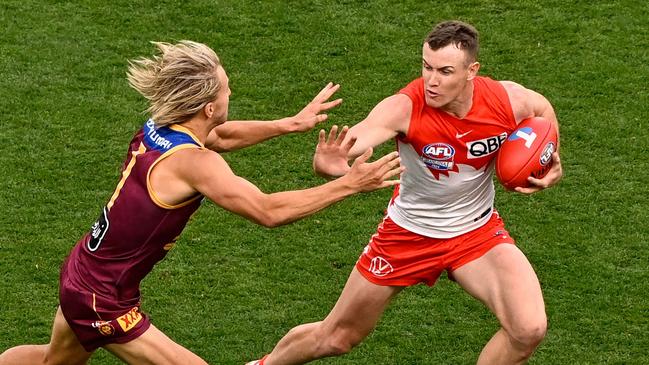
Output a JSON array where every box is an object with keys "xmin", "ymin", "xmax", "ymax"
[{"xmin": 455, "ymin": 130, "xmax": 473, "ymax": 139}]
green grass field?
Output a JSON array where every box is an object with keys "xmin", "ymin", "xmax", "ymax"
[{"xmin": 1, "ymin": 0, "xmax": 648, "ymax": 364}]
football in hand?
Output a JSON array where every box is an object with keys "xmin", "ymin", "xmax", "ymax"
[{"xmin": 495, "ymin": 117, "xmax": 557, "ymax": 190}]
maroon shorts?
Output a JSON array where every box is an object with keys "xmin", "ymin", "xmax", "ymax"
[
  {"xmin": 59, "ymin": 260, "xmax": 151, "ymax": 352},
  {"xmin": 356, "ymin": 212, "xmax": 515, "ymax": 287}
]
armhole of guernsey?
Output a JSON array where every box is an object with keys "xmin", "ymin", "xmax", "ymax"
[
  {"xmin": 145, "ymin": 123, "xmax": 205, "ymax": 210},
  {"xmin": 146, "ymin": 144, "xmax": 203, "ymax": 209}
]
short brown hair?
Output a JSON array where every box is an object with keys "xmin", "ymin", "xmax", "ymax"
[{"xmin": 425, "ymin": 21, "xmax": 479, "ymax": 63}]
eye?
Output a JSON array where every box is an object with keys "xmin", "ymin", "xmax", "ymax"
[{"xmin": 422, "ymin": 62, "xmax": 433, "ymax": 71}]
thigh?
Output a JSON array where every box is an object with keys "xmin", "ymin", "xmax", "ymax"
[
  {"xmin": 451, "ymin": 244, "xmax": 545, "ymax": 331},
  {"xmin": 356, "ymin": 216, "xmax": 447, "ymax": 287},
  {"xmin": 46, "ymin": 307, "xmax": 93, "ymax": 365},
  {"xmin": 104, "ymin": 324, "xmax": 208, "ymax": 365},
  {"xmin": 321, "ymin": 267, "xmax": 403, "ymax": 339}
]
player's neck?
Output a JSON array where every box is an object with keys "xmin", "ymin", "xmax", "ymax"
[
  {"xmin": 178, "ymin": 116, "xmax": 213, "ymax": 143},
  {"xmin": 441, "ymin": 81, "xmax": 474, "ymax": 119}
]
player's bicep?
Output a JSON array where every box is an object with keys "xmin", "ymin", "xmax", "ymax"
[
  {"xmin": 502, "ymin": 81, "xmax": 555, "ymax": 124},
  {"xmin": 186, "ymin": 152, "xmax": 269, "ymax": 223},
  {"xmin": 346, "ymin": 94, "xmax": 411, "ymax": 157},
  {"xmin": 204, "ymin": 126, "xmax": 229, "ymax": 152}
]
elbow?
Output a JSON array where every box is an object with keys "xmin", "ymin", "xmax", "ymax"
[
  {"xmin": 260, "ymin": 220, "xmax": 282, "ymax": 228},
  {"xmin": 249, "ymin": 195, "xmax": 292, "ymax": 228},
  {"xmin": 257, "ymin": 218, "xmax": 285, "ymax": 228},
  {"xmin": 254, "ymin": 211, "xmax": 286, "ymax": 228}
]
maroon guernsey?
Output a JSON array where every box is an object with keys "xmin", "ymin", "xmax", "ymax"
[{"xmin": 59, "ymin": 120, "xmax": 204, "ymax": 350}]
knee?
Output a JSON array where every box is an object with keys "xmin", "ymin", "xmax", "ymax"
[
  {"xmin": 313, "ymin": 326, "xmax": 366, "ymax": 357},
  {"xmin": 507, "ymin": 314, "xmax": 548, "ymax": 351}
]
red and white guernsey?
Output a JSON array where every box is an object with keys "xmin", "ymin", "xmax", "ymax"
[{"xmin": 386, "ymin": 77, "xmax": 517, "ymax": 238}]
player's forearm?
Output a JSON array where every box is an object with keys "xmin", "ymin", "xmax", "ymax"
[
  {"xmin": 206, "ymin": 118, "xmax": 296, "ymax": 152},
  {"xmin": 257, "ymin": 176, "xmax": 358, "ymax": 227}
]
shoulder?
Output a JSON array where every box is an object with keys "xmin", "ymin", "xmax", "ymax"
[
  {"xmin": 162, "ymin": 147, "xmax": 231, "ymax": 179},
  {"xmin": 499, "ymin": 80, "xmax": 528, "ymax": 97},
  {"xmin": 380, "ymin": 93, "xmax": 413, "ymax": 113},
  {"xmin": 499, "ymin": 80, "xmax": 550, "ymax": 123},
  {"xmin": 174, "ymin": 147, "xmax": 226, "ymax": 167},
  {"xmin": 367, "ymin": 93, "xmax": 412, "ymax": 134}
]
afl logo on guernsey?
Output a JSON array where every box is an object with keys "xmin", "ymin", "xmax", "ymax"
[{"xmin": 421, "ymin": 143, "xmax": 455, "ymax": 171}]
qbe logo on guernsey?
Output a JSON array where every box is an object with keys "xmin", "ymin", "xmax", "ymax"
[{"xmin": 466, "ymin": 133, "xmax": 508, "ymax": 159}]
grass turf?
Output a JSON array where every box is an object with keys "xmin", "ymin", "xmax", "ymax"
[{"xmin": 1, "ymin": 0, "xmax": 647, "ymax": 364}]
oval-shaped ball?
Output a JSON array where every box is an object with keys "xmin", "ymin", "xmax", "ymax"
[{"xmin": 495, "ymin": 117, "xmax": 558, "ymax": 190}]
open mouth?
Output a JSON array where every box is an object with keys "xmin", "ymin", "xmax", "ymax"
[{"xmin": 426, "ymin": 90, "xmax": 440, "ymax": 98}]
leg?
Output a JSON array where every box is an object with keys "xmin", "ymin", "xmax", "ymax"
[
  {"xmin": 0, "ymin": 306, "xmax": 92, "ymax": 365},
  {"xmin": 104, "ymin": 324, "xmax": 208, "ymax": 365},
  {"xmin": 263, "ymin": 268, "xmax": 402, "ymax": 365},
  {"xmin": 452, "ymin": 244, "xmax": 547, "ymax": 365}
]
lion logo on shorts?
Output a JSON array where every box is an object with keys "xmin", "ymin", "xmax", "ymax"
[{"xmin": 92, "ymin": 320, "xmax": 115, "ymax": 336}]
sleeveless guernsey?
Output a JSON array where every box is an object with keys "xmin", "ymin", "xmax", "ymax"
[
  {"xmin": 386, "ymin": 77, "xmax": 517, "ymax": 238},
  {"xmin": 63, "ymin": 120, "xmax": 204, "ymax": 304}
]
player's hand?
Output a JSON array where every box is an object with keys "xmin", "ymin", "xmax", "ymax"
[
  {"xmin": 343, "ymin": 148, "xmax": 403, "ymax": 192},
  {"xmin": 515, "ymin": 152, "xmax": 563, "ymax": 194},
  {"xmin": 313, "ymin": 125, "xmax": 356, "ymax": 178},
  {"xmin": 288, "ymin": 82, "xmax": 342, "ymax": 132}
]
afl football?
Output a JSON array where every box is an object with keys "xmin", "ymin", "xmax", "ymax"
[{"xmin": 495, "ymin": 117, "xmax": 557, "ymax": 190}]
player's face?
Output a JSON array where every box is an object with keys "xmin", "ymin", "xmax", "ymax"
[
  {"xmin": 210, "ymin": 66, "xmax": 231, "ymax": 124},
  {"xmin": 421, "ymin": 43, "xmax": 479, "ymax": 111}
]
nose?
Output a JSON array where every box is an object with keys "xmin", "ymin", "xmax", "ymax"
[{"xmin": 425, "ymin": 72, "xmax": 440, "ymax": 87}]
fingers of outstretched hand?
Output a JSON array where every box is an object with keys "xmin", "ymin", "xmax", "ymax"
[
  {"xmin": 376, "ymin": 152, "xmax": 402, "ymax": 182},
  {"xmin": 353, "ymin": 147, "xmax": 374, "ymax": 165},
  {"xmin": 315, "ymin": 82, "xmax": 340, "ymax": 101},
  {"xmin": 321, "ymin": 98, "xmax": 343, "ymax": 109},
  {"xmin": 326, "ymin": 125, "xmax": 339, "ymax": 145},
  {"xmin": 318, "ymin": 129, "xmax": 327, "ymax": 144},
  {"xmin": 335, "ymin": 126, "xmax": 349, "ymax": 145},
  {"xmin": 343, "ymin": 135, "xmax": 357, "ymax": 152}
]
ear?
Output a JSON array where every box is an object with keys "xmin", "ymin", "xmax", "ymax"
[
  {"xmin": 204, "ymin": 101, "xmax": 214, "ymax": 119},
  {"xmin": 467, "ymin": 62, "xmax": 480, "ymax": 80}
]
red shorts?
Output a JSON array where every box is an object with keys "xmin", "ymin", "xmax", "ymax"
[
  {"xmin": 59, "ymin": 257, "xmax": 151, "ymax": 352},
  {"xmin": 356, "ymin": 212, "xmax": 514, "ymax": 287}
]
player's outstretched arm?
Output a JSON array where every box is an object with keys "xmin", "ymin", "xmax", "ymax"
[
  {"xmin": 176, "ymin": 148, "xmax": 402, "ymax": 228},
  {"xmin": 205, "ymin": 82, "xmax": 342, "ymax": 152},
  {"xmin": 312, "ymin": 94, "xmax": 411, "ymax": 178}
]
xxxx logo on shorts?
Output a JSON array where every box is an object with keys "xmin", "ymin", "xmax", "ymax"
[
  {"xmin": 117, "ymin": 307, "xmax": 143, "ymax": 332},
  {"xmin": 92, "ymin": 320, "xmax": 115, "ymax": 336}
]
